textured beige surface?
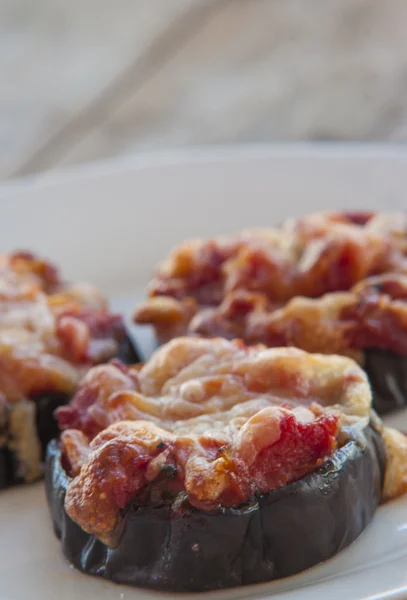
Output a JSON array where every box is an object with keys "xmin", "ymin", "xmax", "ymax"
[
  {"xmin": 0, "ymin": 0, "xmax": 208, "ymax": 178},
  {"xmin": 1, "ymin": 0, "xmax": 407, "ymax": 179}
]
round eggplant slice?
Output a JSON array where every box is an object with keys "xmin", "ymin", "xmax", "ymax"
[
  {"xmin": 365, "ymin": 349, "xmax": 407, "ymax": 415},
  {"xmin": 0, "ymin": 333, "xmax": 141, "ymax": 489},
  {"xmin": 35, "ymin": 392, "xmax": 71, "ymax": 459},
  {"xmin": 45, "ymin": 423, "xmax": 386, "ymax": 593},
  {"xmin": 0, "ymin": 447, "xmax": 19, "ymax": 489}
]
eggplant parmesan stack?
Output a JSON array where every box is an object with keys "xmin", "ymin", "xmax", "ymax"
[
  {"xmin": 46, "ymin": 337, "xmax": 407, "ymax": 592},
  {"xmin": 134, "ymin": 211, "xmax": 407, "ymax": 413},
  {"xmin": 0, "ymin": 251, "xmax": 139, "ymax": 488}
]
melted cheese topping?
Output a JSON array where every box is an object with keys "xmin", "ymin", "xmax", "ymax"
[
  {"xmin": 58, "ymin": 337, "xmax": 371, "ymax": 439},
  {"xmin": 134, "ymin": 211, "xmax": 407, "ymax": 343},
  {"xmin": 61, "ymin": 337, "xmax": 375, "ymax": 543},
  {"xmin": 0, "ymin": 252, "xmax": 122, "ymax": 402},
  {"xmin": 0, "ymin": 251, "xmax": 129, "ymax": 484}
]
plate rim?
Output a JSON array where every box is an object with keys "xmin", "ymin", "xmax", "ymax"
[{"xmin": 2, "ymin": 142, "xmax": 407, "ymax": 195}]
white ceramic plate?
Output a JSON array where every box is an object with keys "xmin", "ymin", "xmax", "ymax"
[{"xmin": 1, "ymin": 146, "xmax": 407, "ymax": 600}]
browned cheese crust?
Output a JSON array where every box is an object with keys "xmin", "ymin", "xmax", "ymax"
[
  {"xmin": 56, "ymin": 337, "xmax": 407, "ymax": 545},
  {"xmin": 0, "ymin": 251, "xmax": 128, "ymax": 402},
  {"xmin": 0, "ymin": 251, "xmax": 130, "ymax": 482},
  {"xmin": 134, "ymin": 212, "xmax": 407, "ymax": 355}
]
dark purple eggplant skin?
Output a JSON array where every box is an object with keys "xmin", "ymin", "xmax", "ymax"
[
  {"xmin": 45, "ymin": 422, "xmax": 385, "ymax": 593},
  {"xmin": 0, "ymin": 333, "xmax": 141, "ymax": 489},
  {"xmin": 0, "ymin": 448, "xmax": 19, "ymax": 489},
  {"xmin": 117, "ymin": 333, "xmax": 141, "ymax": 365},
  {"xmin": 364, "ymin": 349, "xmax": 407, "ymax": 415}
]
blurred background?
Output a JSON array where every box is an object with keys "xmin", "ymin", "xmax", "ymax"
[{"xmin": 1, "ymin": 0, "xmax": 406, "ymax": 181}]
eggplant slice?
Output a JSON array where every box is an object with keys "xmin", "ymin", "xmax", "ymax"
[
  {"xmin": 0, "ymin": 333, "xmax": 141, "ymax": 490},
  {"xmin": 45, "ymin": 422, "xmax": 385, "ymax": 592},
  {"xmin": 0, "ymin": 448, "xmax": 19, "ymax": 489},
  {"xmin": 365, "ymin": 349, "xmax": 407, "ymax": 415},
  {"xmin": 0, "ymin": 393, "xmax": 69, "ymax": 489}
]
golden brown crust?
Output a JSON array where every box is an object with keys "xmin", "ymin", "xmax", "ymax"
[
  {"xmin": 135, "ymin": 213, "xmax": 407, "ymax": 356},
  {"xmin": 188, "ymin": 273, "xmax": 407, "ymax": 356},
  {"xmin": 58, "ymin": 337, "xmax": 371, "ymax": 438},
  {"xmin": 382, "ymin": 427, "xmax": 407, "ymax": 500},
  {"xmin": 134, "ymin": 211, "xmax": 407, "ymax": 344},
  {"xmin": 0, "ymin": 251, "xmax": 61, "ymax": 294},
  {"xmin": 64, "ymin": 408, "xmax": 340, "ymax": 545},
  {"xmin": 60, "ymin": 337, "xmax": 374, "ymax": 542},
  {"xmin": 0, "ymin": 251, "xmax": 127, "ymax": 403}
]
